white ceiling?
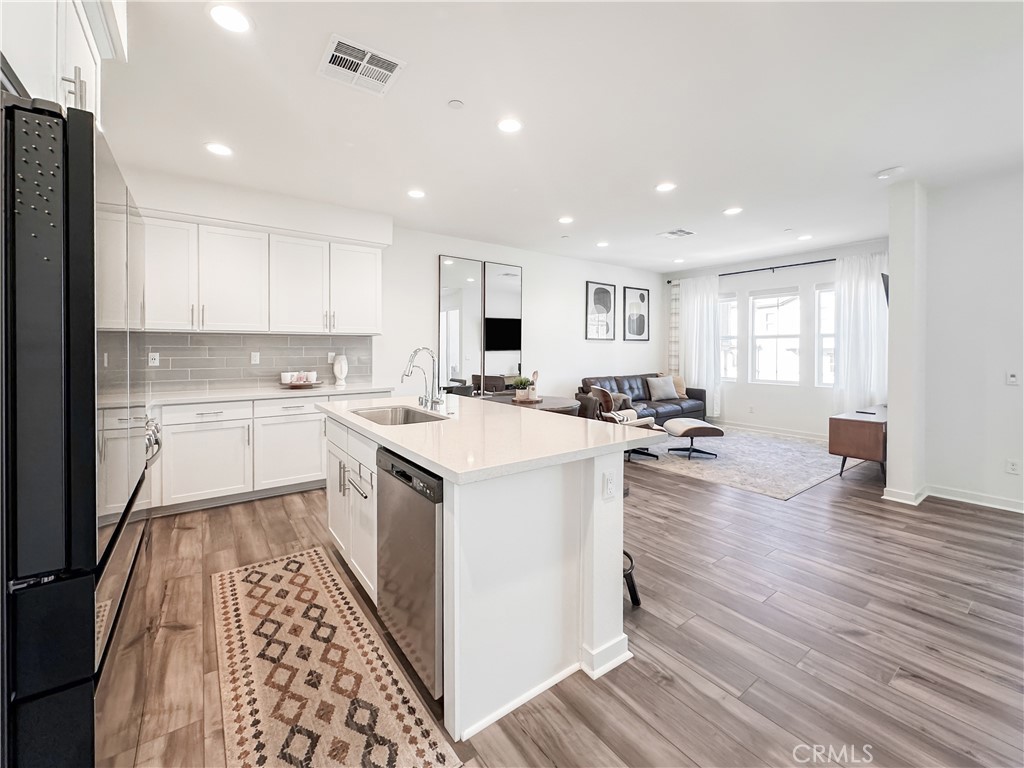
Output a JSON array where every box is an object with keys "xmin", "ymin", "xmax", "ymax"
[{"xmin": 102, "ymin": 1, "xmax": 1023, "ymax": 273}]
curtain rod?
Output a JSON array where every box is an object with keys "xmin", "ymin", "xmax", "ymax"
[{"xmin": 667, "ymin": 257, "xmax": 836, "ymax": 284}]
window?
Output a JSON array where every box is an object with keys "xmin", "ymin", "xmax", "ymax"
[
  {"xmin": 750, "ymin": 294, "xmax": 800, "ymax": 383},
  {"xmin": 816, "ymin": 287, "xmax": 835, "ymax": 386},
  {"xmin": 719, "ymin": 297, "xmax": 738, "ymax": 380}
]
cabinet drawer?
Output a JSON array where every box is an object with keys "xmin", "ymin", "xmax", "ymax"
[
  {"xmin": 328, "ymin": 391, "xmax": 390, "ymax": 403},
  {"xmin": 100, "ymin": 407, "xmax": 149, "ymax": 430},
  {"xmin": 326, "ymin": 419, "xmax": 347, "ymax": 453},
  {"xmin": 162, "ymin": 400, "xmax": 253, "ymax": 426},
  {"xmin": 348, "ymin": 429, "xmax": 377, "ymax": 475},
  {"xmin": 254, "ymin": 397, "xmax": 328, "ymax": 418}
]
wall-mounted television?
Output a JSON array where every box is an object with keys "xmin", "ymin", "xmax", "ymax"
[{"xmin": 484, "ymin": 318, "xmax": 521, "ymax": 351}]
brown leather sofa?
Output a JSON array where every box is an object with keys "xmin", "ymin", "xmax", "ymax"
[{"xmin": 577, "ymin": 373, "xmax": 706, "ymax": 425}]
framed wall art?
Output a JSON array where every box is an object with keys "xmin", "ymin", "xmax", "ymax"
[{"xmin": 585, "ymin": 281, "xmax": 615, "ymax": 340}]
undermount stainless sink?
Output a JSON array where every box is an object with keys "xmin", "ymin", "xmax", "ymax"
[{"xmin": 351, "ymin": 406, "xmax": 447, "ymax": 426}]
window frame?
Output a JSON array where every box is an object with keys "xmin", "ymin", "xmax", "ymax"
[
  {"xmin": 815, "ymin": 284, "xmax": 836, "ymax": 388},
  {"xmin": 749, "ymin": 291, "xmax": 801, "ymax": 385}
]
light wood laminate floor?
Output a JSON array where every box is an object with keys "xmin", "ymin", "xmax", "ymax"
[{"xmin": 100, "ymin": 461, "xmax": 1023, "ymax": 767}]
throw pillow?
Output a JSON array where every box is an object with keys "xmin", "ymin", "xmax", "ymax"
[
  {"xmin": 646, "ymin": 376, "xmax": 678, "ymax": 401},
  {"xmin": 672, "ymin": 375, "xmax": 689, "ymax": 399}
]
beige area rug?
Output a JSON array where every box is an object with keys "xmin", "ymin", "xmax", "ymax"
[
  {"xmin": 637, "ymin": 426, "xmax": 863, "ymax": 500},
  {"xmin": 213, "ymin": 547, "xmax": 461, "ymax": 768}
]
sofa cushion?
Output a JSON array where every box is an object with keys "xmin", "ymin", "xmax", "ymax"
[
  {"xmin": 632, "ymin": 400, "xmax": 683, "ymax": 420},
  {"xmin": 615, "ymin": 373, "xmax": 660, "ymax": 402},
  {"xmin": 647, "ymin": 376, "xmax": 679, "ymax": 401},
  {"xmin": 679, "ymin": 398, "xmax": 705, "ymax": 415},
  {"xmin": 580, "ymin": 376, "xmax": 619, "ymax": 394}
]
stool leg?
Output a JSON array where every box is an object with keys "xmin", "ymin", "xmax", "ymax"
[
  {"xmin": 625, "ymin": 570, "xmax": 641, "ymax": 607},
  {"xmin": 840, "ymin": 456, "xmax": 847, "ymax": 477}
]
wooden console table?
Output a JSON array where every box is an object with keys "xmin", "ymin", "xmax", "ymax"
[{"xmin": 829, "ymin": 405, "xmax": 887, "ymax": 480}]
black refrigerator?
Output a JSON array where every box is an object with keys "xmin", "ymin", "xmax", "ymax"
[{"xmin": 1, "ymin": 83, "xmax": 158, "ymax": 765}]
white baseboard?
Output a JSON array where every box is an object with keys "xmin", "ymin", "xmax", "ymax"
[
  {"xmin": 924, "ymin": 485, "xmax": 1024, "ymax": 514},
  {"xmin": 882, "ymin": 486, "xmax": 928, "ymax": 505},
  {"xmin": 459, "ymin": 663, "xmax": 581, "ymax": 740},
  {"xmin": 580, "ymin": 633, "xmax": 632, "ymax": 678},
  {"xmin": 710, "ymin": 418, "xmax": 827, "ymax": 442},
  {"xmin": 147, "ymin": 480, "xmax": 326, "ymax": 520}
]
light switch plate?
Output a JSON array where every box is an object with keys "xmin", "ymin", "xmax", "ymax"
[
  {"xmin": 1006, "ymin": 372, "xmax": 1018, "ymax": 386},
  {"xmin": 251, "ymin": 352, "xmax": 260, "ymax": 365},
  {"xmin": 148, "ymin": 352, "xmax": 159, "ymax": 367}
]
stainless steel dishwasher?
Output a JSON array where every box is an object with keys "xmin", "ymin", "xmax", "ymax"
[{"xmin": 376, "ymin": 447, "xmax": 443, "ymax": 699}]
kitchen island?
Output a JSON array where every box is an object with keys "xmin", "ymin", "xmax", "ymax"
[{"xmin": 317, "ymin": 394, "xmax": 663, "ymax": 741}]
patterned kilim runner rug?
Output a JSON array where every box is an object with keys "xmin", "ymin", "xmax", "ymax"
[{"xmin": 213, "ymin": 547, "xmax": 461, "ymax": 768}]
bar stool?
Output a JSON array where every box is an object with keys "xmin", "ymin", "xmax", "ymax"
[{"xmin": 623, "ymin": 551, "xmax": 640, "ymax": 606}]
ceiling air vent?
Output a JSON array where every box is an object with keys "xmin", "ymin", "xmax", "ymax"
[
  {"xmin": 658, "ymin": 229, "xmax": 695, "ymax": 240},
  {"xmin": 318, "ymin": 35, "xmax": 406, "ymax": 96}
]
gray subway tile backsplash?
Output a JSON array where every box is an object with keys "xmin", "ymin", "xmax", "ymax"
[{"xmin": 143, "ymin": 332, "xmax": 373, "ymax": 396}]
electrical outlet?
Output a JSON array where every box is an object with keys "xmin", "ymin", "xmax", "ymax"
[
  {"xmin": 1007, "ymin": 460, "xmax": 1021, "ymax": 476},
  {"xmin": 148, "ymin": 352, "xmax": 159, "ymax": 367},
  {"xmin": 1006, "ymin": 372, "xmax": 1019, "ymax": 386},
  {"xmin": 250, "ymin": 351, "xmax": 260, "ymax": 365},
  {"xmin": 748, "ymin": 406, "xmax": 755, "ymax": 414},
  {"xmin": 327, "ymin": 352, "xmax": 336, "ymax": 363},
  {"xmin": 602, "ymin": 472, "xmax": 616, "ymax": 500}
]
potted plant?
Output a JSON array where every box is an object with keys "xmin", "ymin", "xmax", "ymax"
[{"xmin": 511, "ymin": 376, "xmax": 534, "ymax": 401}]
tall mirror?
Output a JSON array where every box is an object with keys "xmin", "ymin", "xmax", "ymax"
[
  {"xmin": 439, "ymin": 256, "xmax": 483, "ymax": 389},
  {"xmin": 483, "ymin": 262, "xmax": 522, "ymax": 390}
]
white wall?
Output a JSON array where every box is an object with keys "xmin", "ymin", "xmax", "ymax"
[
  {"xmin": 380, "ymin": 228, "xmax": 664, "ymax": 398},
  {"xmin": 667, "ymin": 240, "xmax": 886, "ymax": 439},
  {"xmin": 924, "ymin": 170, "xmax": 1023, "ymax": 512}
]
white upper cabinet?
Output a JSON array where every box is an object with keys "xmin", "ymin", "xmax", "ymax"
[
  {"xmin": 1, "ymin": 0, "xmax": 59, "ymax": 102},
  {"xmin": 59, "ymin": 1, "xmax": 101, "ymax": 119},
  {"xmin": 198, "ymin": 226, "xmax": 269, "ymax": 332},
  {"xmin": 95, "ymin": 209, "xmax": 126, "ymax": 330},
  {"xmin": 330, "ymin": 245, "xmax": 382, "ymax": 335},
  {"xmin": 144, "ymin": 219, "xmax": 199, "ymax": 330},
  {"xmin": 269, "ymin": 235, "xmax": 330, "ymax": 333}
]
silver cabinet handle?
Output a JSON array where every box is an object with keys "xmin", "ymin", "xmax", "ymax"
[
  {"xmin": 323, "ymin": 419, "xmax": 326, "ymax": 437},
  {"xmin": 340, "ymin": 462, "xmax": 347, "ymax": 495},
  {"xmin": 331, "ymin": 311, "xmax": 336, "ymax": 330},
  {"xmin": 195, "ymin": 410, "xmax": 224, "ymax": 416},
  {"xmin": 281, "ymin": 405, "xmax": 305, "ymax": 410},
  {"xmin": 246, "ymin": 424, "xmax": 251, "ymax": 445},
  {"xmin": 323, "ymin": 310, "xmax": 328, "ymax": 330},
  {"xmin": 347, "ymin": 475, "xmax": 368, "ymax": 500},
  {"xmin": 61, "ymin": 66, "xmax": 86, "ymax": 109},
  {"xmin": 201, "ymin": 304, "xmax": 206, "ymax": 329},
  {"xmin": 191, "ymin": 304, "xmax": 195, "ymax": 328}
]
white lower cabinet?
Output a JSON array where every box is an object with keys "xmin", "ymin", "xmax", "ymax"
[
  {"xmin": 347, "ymin": 463, "xmax": 377, "ymax": 603},
  {"xmin": 326, "ymin": 440, "xmax": 351, "ymax": 557},
  {"xmin": 162, "ymin": 419, "xmax": 253, "ymax": 505},
  {"xmin": 97, "ymin": 428, "xmax": 153, "ymax": 517},
  {"xmin": 253, "ymin": 413, "xmax": 326, "ymax": 490}
]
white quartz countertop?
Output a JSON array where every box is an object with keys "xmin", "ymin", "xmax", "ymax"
[
  {"xmin": 97, "ymin": 385, "xmax": 393, "ymax": 409},
  {"xmin": 317, "ymin": 395, "xmax": 665, "ymax": 484}
]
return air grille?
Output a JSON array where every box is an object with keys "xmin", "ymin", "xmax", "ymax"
[
  {"xmin": 658, "ymin": 229, "xmax": 695, "ymax": 239},
  {"xmin": 318, "ymin": 35, "xmax": 406, "ymax": 96}
]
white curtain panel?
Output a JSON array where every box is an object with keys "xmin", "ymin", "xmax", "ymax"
[
  {"xmin": 677, "ymin": 275, "xmax": 722, "ymax": 417},
  {"xmin": 833, "ymin": 249, "xmax": 889, "ymax": 413}
]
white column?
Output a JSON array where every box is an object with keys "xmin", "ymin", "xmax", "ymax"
[
  {"xmin": 885, "ymin": 180, "xmax": 929, "ymax": 504},
  {"xmin": 579, "ymin": 452, "xmax": 632, "ymax": 676}
]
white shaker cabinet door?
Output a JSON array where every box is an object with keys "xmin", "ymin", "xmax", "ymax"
[
  {"xmin": 144, "ymin": 219, "xmax": 199, "ymax": 330},
  {"xmin": 95, "ymin": 209, "xmax": 127, "ymax": 329},
  {"xmin": 161, "ymin": 419, "xmax": 254, "ymax": 505},
  {"xmin": 347, "ymin": 466, "xmax": 377, "ymax": 604},
  {"xmin": 326, "ymin": 442, "xmax": 352, "ymax": 557},
  {"xmin": 330, "ymin": 245, "xmax": 382, "ymax": 335},
  {"xmin": 1, "ymin": 0, "xmax": 59, "ymax": 102},
  {"xmin": 269, "ymin": 235, "xmax": 330, "ymax": 333},
  {"xmin": 253, "ymin": 413, "xmax": 327, "ymax": 490},
  {"xmin": 58, "ymin": 0, "xmax": 100, "ymax": 119},
  {"xmin": 198, "ymin": 226, "xmax": 269, "ymax": 332}
]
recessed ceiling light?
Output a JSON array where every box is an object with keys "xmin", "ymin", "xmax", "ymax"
[
  {"xmin": 204, "ymin": 142, "xmax": 233, "ymax": 156},
  {"xmin": 560, "ymin": 235, "xmax": 569, "ymax": 239},
  {"xmin": 596, "ymin": 241, "xmax": 609, "ymax": 248},
  {"xmin": 797, "ymin": 234, "xmax": 813, "ymax": 241},
  {"xmin": 673, "ymin": 258, "xmax": 685, "ymax": 263},
  {"xmin": 209, "ymin": 4, "xmax": 251, "ymax": 33},
  {"xmin": 723, "ymin": 207, "xmax": 743, "ymax": 216},
  {"xmin": 443, "ymin": 259, "xmax": 454, "ymax": 265},
  {"xmin": 655, "ymin": 182, "xmax": 677, "ymax": 193},
  {"xmin": 558, "ymin": 216, "xmax": 574, "ymax": 224},
  {"xmin": 875, "ymin": 166, "xmax": 905, "ymax": 180},
  {"xmin": 448, "ymin": 99, "xmax": 464, "ymax": 110},
  {"xmin": 407, "ymin": 189, "xmax": 426, "ymax": 199},
  {"xmin": 497, "ymin": 117, "xmax": 522, "ymax": 133},
  {"xmin": 466, "ymin": 277, "xmax": 476, "ymax": 282}
]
